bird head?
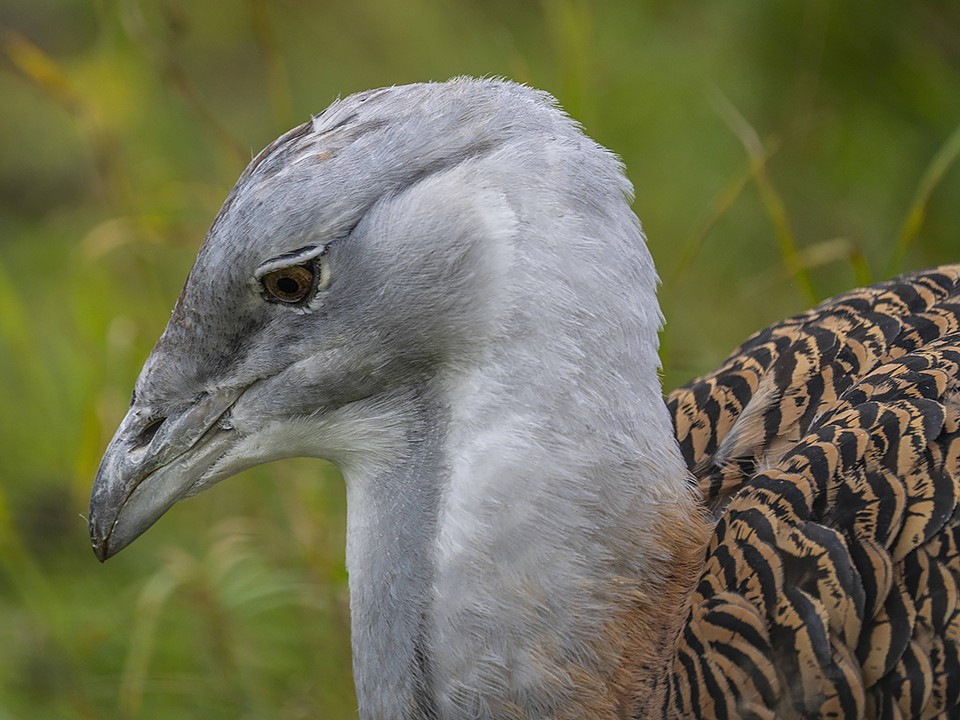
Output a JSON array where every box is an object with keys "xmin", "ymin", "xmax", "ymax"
[{"xmin": 89, "ymin": 77, "xmax": 656, "ymax": 563}]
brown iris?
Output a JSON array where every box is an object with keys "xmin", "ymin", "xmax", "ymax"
[{"xmin": 261, "ymin": 264, "xmax": 315, "ymax": 303}]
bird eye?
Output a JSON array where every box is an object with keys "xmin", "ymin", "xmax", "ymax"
[{"xmin": 261, "ymin": 264, "xmax": 315, "ymax": 304}]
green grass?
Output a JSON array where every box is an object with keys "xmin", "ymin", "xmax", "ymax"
[{"xmin": 1, "ymin": 1, "xmax": 959, "ymax": 717}]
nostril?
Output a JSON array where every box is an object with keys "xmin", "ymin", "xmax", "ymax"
[{"xmin": 131, "ymin": 417, "xmax": 166, "ymax": 450}]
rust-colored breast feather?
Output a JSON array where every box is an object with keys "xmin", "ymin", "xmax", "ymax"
[{"xmin": 663, "ymin": 266, "xmax": 960, "ymax": 718}]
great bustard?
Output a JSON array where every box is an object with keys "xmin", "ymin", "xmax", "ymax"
[{"xmin": 90, "ymin": 78, "xmax": 960, "ymax": 719}]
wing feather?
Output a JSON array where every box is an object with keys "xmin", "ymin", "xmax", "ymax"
[{"xmin": 664, "ymin": 266, "xmax": 960, "ymax": 718}]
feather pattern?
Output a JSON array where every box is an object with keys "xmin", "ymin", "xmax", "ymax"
[{"xmin": 664, "ymin": 266, "xmax": 960, "ymax": 718}]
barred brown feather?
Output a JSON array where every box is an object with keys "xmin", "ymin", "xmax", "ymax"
[{"xmin": 663, "ymin": 266, "xmax": 960, "ymax": 718}]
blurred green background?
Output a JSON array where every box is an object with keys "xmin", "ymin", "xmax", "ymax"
[{"xmin": 0, "ymin": 1, "xmax": 958, "ymax": 717}]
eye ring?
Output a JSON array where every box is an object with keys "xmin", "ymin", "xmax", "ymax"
[{"xmin": 261, "ymin": 263, "xmax": 315, "ymax": 304}]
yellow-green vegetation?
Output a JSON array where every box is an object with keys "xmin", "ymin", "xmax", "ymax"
[{"xmin": 1, "ymin": 1, "xmax": 958, "ymax": 717}]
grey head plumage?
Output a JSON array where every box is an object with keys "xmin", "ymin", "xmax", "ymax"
[{"xmin": 90, "ymin": 77, "xmax": 700, "ymax": 719}]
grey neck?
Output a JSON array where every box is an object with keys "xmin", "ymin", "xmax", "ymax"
[
  {"xmin": 339, "ymin": 350, "xmax": 701, "ymax": 719},
  {"xmin": 337, "ymin": 382, "xmax": 448, "ymax": 719}
]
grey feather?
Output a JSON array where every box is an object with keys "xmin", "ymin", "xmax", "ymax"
[{"xmin": 90, "ymin": 78, "xmax": 704, "ymax": 719}]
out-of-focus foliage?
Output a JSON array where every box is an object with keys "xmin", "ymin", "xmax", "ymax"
[{"xmin": 0, "ymin": 1, "xmax": 957, "ymax": 717}]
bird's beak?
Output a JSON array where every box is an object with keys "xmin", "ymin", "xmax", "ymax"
[{"xmin": 89, "ymin": 387, "xmax": 243, "ymax": 562}]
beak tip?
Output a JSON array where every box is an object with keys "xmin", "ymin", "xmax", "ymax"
[
  {"xmin": 90, "ymin": 519, "xmax": 116, "ymax": 562},
  {"xmin": 91, "ymin": 539, "xmax": 110, "ymax": 563}
]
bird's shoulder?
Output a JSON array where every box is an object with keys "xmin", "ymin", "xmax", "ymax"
[
  {"xmin": 664, "ymin": 264, "xmax": 960, "ymax": 717},
  {"xmin": 669, "ymin": 264, "xmax": 960, "ymax": 510}
]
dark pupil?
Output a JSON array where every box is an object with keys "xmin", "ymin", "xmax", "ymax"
[{"xmin": 276, "ymin": 275, "xmax": 300, "ymax": 295}]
